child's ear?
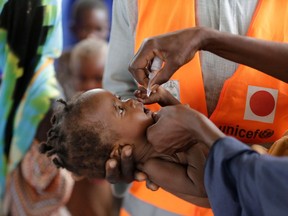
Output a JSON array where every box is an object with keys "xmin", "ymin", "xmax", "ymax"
[{"xmin": 71, "ymin": 173, "xmax": 85, "ymax": 181}]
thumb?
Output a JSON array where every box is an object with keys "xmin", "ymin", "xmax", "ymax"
[{"xmin": 151, "ymin": 111, "xmax": 160, "ymax": 123}]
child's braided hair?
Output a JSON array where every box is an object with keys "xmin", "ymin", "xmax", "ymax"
[{"xmin": 39, "ymin": 96, "xmax": 116, "ymax": 179}]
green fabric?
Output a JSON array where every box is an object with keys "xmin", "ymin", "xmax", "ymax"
[{"xmin": 0, "ymin": 0, "xmax": 62, "ymax": 213}]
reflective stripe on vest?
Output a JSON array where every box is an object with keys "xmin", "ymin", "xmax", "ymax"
[
  {"xmin": 122, "ymin": 192, "xmax": 181, "ymax": 216},
  {"xmin": 121, "ymin": 183, "xmax": 213, "ymax": 216}
]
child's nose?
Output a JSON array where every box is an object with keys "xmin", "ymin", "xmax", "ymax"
[{"xmin": 124, "ymin": 99, "xmax": 137, "ymax": 108}]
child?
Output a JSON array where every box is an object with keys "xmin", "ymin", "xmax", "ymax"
[
  {"xmin": 40, "ymin": 86, "xmax": 210, "ymax": 208},
  {"xmin": 56, "ymin": 0, "xmax": 109, "ymax": 99},
  {"xmin": 70, "ymin": 37, "xmax": 108, "ymax": 93},
  {"xmin": 57, "ymin": 37, "xmax": 108, "ymax": 100},
  {"xmin": 70, "ymin": 0, "xmax": 109, "ymax": 41}
]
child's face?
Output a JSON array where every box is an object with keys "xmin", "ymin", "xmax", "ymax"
[
  {"xmin": 73, "ymin": 56, "xmax": 104, "ymax": 91},
  {"xmin": 82, "ymin": 89, "xmax": 154, "ymax": 145},
  {"xmin": 74, "ymin": 8, "xmax": 109, "ymax": 41}
]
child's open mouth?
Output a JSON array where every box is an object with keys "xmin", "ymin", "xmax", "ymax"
[{"xmin": 143, "ymin": 107, "xmax": 150, "ymax": 114}]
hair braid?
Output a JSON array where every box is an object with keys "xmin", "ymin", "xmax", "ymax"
[
  {"xmin": 39, "ymin": 98, "xmax": 72, "ymax": 169},
  {"xmin": 39, "ymin": 94, "xmax": 118, "ymax": 179}
]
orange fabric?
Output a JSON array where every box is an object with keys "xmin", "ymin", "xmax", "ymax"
[
  {"xmin": 210, "ymin": 0, "xmax": 288, "ymax": 144},
  {"xmin": 119, "ymin": 208, "xmax": 130, "ymax": 216},
  {"xmin": 129, "ymin": 0, "xmax": 211, "ymax": 215},
  {"xmin": 135, "ymin": 0, "xmax": 208, "ymax": 115},
  {"xmin": 125, "ymin": 0, "xmax": 288, "ymax": 215}
]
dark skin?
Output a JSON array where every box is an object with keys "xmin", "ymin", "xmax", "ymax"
[
  {"xmin": 129, "ymin": 27, "xmax": 288, "ymax": 87},
  {"xmin": 71, "ymin": 8, "xmax": 109, "ymax": 41},
  {"xmin": 105, "ymin": 27, "xmax": 288, "ymax": 193},
  {"xmin": 61, "ymin": 87, "xmax": 210, "ymax": 207},
  {"xmin": 68, "ymin": 57, "xmax": 114, "ymax": 216},
  {"xmin": 101, "ymin": 86, "xmax": 217, "ymax": 207},
  {"xmin": 146, "ymin": 105, "xmax": 224, "ymax": 154},
  {"xmin": 105, "ymin": 96, "xmax": 225, "ymax": 202},
  {"xmin": 137, "ymin": 105, "xmax": 224, "ymax": 207},
  {"xmin": 129, "ymin": 26, "xmax": 288, "ymax": 158},
  {"xmin": 105, "ymin": 86, "xmax": 176, "ymax": 184},
  {"xmin": 105, "ymin": 86, "xmax": 224, "ymax": 194},
  {"xmin": 105, "ymin": 85, "xmax": 181, "ymax": 184},
  {"xmin": 105, "ymin": 85, "xmax": 180, "ymax": 184},
  {"xmin": 72, "ymin": 55, "xmax": 105, "ymax": 92},
  {"xmin": 135, "ymin": 96, "xmax": 226, "ymax": 208}
]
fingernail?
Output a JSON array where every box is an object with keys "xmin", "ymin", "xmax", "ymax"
[
  {"xmin": 109, "ymin": 160, "xmax": 117, "ymax": 168},
  {"xmin": 125, "ymin": 147, "xmax": 132, "ymax": 157},
  {"xmin": 135, "ymin": 172, "xmax": 146, "ymax": 181},
  {"xmin": 148, "ymin": 183, "xmax": 159, "ymax": 191},
  {"xmin": 150, "ymin": 184, "xmax": 158, "ymax": 191}
]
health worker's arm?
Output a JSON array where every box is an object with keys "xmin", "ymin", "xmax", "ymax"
[
  {"xmin": 129, "ymin": 27, "xmax": 288, "ymax": 87},
  {"xmin": 205, "ymin": 137, "xmax": 288, "ymax": 216}
]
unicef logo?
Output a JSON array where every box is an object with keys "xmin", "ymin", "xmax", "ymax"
[
  {"xmin": 259, "ymin": 129, "xmax": 274, "ymax": 139},
  {"xmin": 218, "ymin": 125, "xmax": 275, "ymax": 140},
  {"xmin": 244, "ymin": 86, "xmax": 278, "ymax": 124}
]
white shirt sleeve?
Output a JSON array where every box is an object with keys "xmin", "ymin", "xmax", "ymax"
[{"xmin": 103, "ymin": 0, "xmax": 138, "ymax": 99}]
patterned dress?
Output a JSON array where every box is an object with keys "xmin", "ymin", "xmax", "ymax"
[{"xmin": 0, "ymin": 0, "xmax": 73, "ymax": 215}]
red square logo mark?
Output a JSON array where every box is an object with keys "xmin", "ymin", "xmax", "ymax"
[{"xmin": 244, "ymin": 86, "xmax": 278, "ymax": 123}]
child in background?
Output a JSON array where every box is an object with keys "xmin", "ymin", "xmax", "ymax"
[
  {"xmin": 70, "ymin": 0, "xmax": 109, "ymax": 41},
  {"xmin": 70, "ymin": 37, "xmax": 108, "ymax": 95},
  {"xmin": 40, "ymin": 86, "xmax": 210, "ymax": 208},
  {"xmin": 56, "ymin": 0, "xmax": 109, "ymax": 99}
]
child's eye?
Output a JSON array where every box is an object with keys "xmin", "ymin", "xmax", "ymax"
[{"xmin": 118, "ymin": 106, "xmax": 125, "ymax": 115}]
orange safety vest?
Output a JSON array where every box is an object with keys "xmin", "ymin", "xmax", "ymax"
[
  {"xmin": 121, "ymin": 0, "xmax": 288, "ymax": 216},
  {"xmin": 209, "ymin": 0, "xmax": 288, "ymax": 144}
]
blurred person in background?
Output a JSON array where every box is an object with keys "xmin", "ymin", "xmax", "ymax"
[
  {"xmin": 56, "ymin": 0, "xmax": 109, "ymax": 99},
  {"xmin": 0, "ymin": 0, "xmax": 74, "ymax": 215}
]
